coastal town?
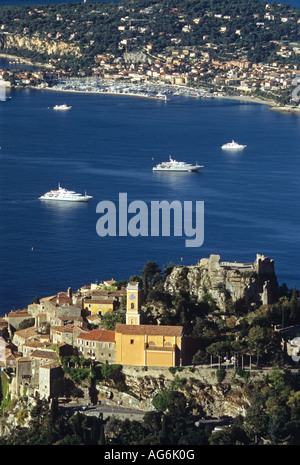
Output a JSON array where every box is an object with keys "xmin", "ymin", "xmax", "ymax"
[
  {"xmin": 0, "ymin": 253, "xmax": 300, "ymax": 445},
  {"xmin": 0, "ymin": 0, "xmax": 300, "ymax": 109},
  {"xmin": 1, "ymin": 40, "xmax": 300, "ymax": 110},
  {"xmin": 1, "ymin": 0, "xmax": 300, "ymax": 447}
]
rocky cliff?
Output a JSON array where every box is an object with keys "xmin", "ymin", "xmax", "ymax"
[
  {"xmin": 96, "ymin": 365, "xmax": 266, "ymax": 419},
  {"xmin": 3, "ymin": 33, "xmax": 81, "ymax": 58},
  {"xmin": 165, "ymin": 254, "xmax": 279, "ymax": 311}
]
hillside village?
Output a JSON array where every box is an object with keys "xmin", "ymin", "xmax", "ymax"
[{"xmin": 0, "ymin": 253, "xmax": 299, "ymax": 409}]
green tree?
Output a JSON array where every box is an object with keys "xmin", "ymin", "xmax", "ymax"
[
  {"xmin": 152, "ymin": 390, "xmax": 187, "ymax": 416},
  {"xmin": 99, "ymin": 424, "xmax": 105, "ymax": 445},
  {"xmin": 19, "ymin": 318, "xmax": 35, "ymax": 330},
  {"xmin": 206, "ymin": 341, "xmax": 230, "ymax": 361},
  {"xmin": 289, "ymin": 286, "xmax": 300, "ymax": 324},
  {"xmin": 101, "ymin": 309, "xmax": 125, "ymax": 330},
  {"xmin": 141, "ymin": 261, "xmax": 162, "ymax": 299},
  {"xmin": 143, "ymin": 411, "xmax": 162, "ymax": 434},
  {"xmin": 246, "ymin": 325, "xmax": 269, "ymax": 365},
  {"xmin": 209, "ymin": 425, "xmax": 249, "ymax": 445},
  {"xmin": 244, "ymin": 390, "xmax": 268, "ymax": 443},
  {"xmin": 287, "ymin": 391, "xmax": 300, "ymax": 421}
]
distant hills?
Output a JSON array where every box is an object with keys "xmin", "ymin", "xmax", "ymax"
[{"xmin": 0, "ymin": 0, "xmax": 299, "ymax": 70}]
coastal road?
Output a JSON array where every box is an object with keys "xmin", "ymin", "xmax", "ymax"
[{"xmin": 59, "ymin": 402, "xmax": 148, "ymax": 420}]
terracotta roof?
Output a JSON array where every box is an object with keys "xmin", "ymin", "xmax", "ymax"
[
  {"xmin": 84, "ymin": 297, "xmax": 115, "ymax": 304},
  {"xmin": 14, "ymin": 327, "xmax": 37, "ymax": 338},
  {"xmin": 41, "ymin": 292, "xmax": 72, "ymax": 306},
  {"xmin": 51, "ymin": 324, "xmax": 83, "ymax": 334},
  {"xmin": 77, "ymin": 329, "xmax": 115, "ymax": 342},
  {"xmin": 40, "ymin": 295, "xmax": 56, "ymax": 303},
  {"xmin": 8, "ymin": 310, "xmax": 31, "ymax": 318},
  {"xmin": 23, "ymin": 340, "xmax": 51, "ymax": 349},
  {"xmin": 16, "ymin": 357, "xmax": 31, "ymax": 362},
  {"xmin": 30, "ymin": 349, "xmax": 59, "ymax": 360},
  {"xmin": 115, "ymin": 324, "xmax": 183, "ymax": 337}
]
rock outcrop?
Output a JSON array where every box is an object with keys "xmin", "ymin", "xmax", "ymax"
[
  {"xmin": 96, "ymin": 366, "xmax": 264, "ymax": 419},
  {"xmin": 165, "ymin": 254, "xmax": 278, "ymax": 311},
  {"xmin": 4, "ymin": 33, "xmax": 81, "ymax": 57}
]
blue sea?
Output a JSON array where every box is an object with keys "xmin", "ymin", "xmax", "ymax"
[
  {"xmin": 1, "ymin": 85, "xmax": 300, "ymax": 314},
  {"xmin": 0, "ymin": 0, "xmax": 300, "ymax": 314}
]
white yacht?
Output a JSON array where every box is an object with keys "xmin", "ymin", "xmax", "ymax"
[
  {"xmin": 53, "ymin": 104, "xmax": 72, "ymax": 110},
  {"xmin": 221, "ymin": 140, "xmax": 247, "ymax": 150},
  {"xmin": 153, "ymin": 156, "xmax": 203, "ymax": 172},
  {"xmin": 39, "ymin": 184, "xmax": 93, "ymax": 202}
]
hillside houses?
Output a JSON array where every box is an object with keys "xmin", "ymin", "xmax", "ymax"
[
  {"xmin": 0, "ymin": 254, "xmax": 298, "ymax": 405},
  {"xmin": 0, "ymin": 280, "xmax": 124, "ymax": 399},
  {"xmin": 76, "ymin": 329, "xmax": 116, "ymax": 364},
  {"xmin": 0, "ymin": 0, "xmax": 300, "ymax": 106},
  {"xmin": 0, "ymin": 277, "xmax": 187, "ymax": 401},
  {"xmin": 1, "ymin": 41, "xmax": 299, "ymax": 106}
]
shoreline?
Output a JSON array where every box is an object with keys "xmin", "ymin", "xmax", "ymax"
[
  {"xmin": 0, "ymin": 53, "xmax": 290, "ymax": 109},
  {"xmin": 34, "ymin": 82, "xmax": 277, "ymax": 107},
  {"xmin": 215, "ymin": 93, "xmax": 276, "ymax": 107},
  {"xmin": 39, "ymin": 85, "xmax": 170, "ymax": 101},
  {"xmin": 269, "ymin": 105, "xmax": 300, "ymax": 113}
]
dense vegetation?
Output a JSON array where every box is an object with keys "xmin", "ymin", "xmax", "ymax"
[
  {"xmin": 1, "ymin": 366, "xmax": 300, "ymax": 445},
  {"xmin": 0, "ymin": 0, "xmax": 300, "ymax": 72}
]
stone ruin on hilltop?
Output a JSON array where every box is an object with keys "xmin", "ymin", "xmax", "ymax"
[{"xmin": 165, "ymin": 254, "xmax": 279, "ymax": 311}]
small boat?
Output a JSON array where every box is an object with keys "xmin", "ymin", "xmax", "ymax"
[
  {"xmin": 53, "ymin": 104, "xmax": 72, "ymax": 110},
  {"xmin": 221, "ymin": 140, "xmax": 247, "ymax": 150},
  {"xmin": 39, "ymin": 184, "xmax": 93, "ymax": 202},
  {"xmin": 153, "ymin": 156, "xmax": 203, "ymax": 172},
  {"xmin": 155, "ymin": 93, "xmax": 169, "ymax": 101}
]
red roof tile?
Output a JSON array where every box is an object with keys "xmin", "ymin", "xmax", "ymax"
[
  {"xmin": 77, "ymin": 329, "xmax": 115, "ymax": 342},
  {"xmin": 115, "ymin": 324, "xmax": 183, "ymax": 337}
]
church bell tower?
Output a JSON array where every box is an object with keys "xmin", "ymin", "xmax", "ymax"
[{"xmin": 126, "ymin": 281, "xmax": 141, "ymax": 325}]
